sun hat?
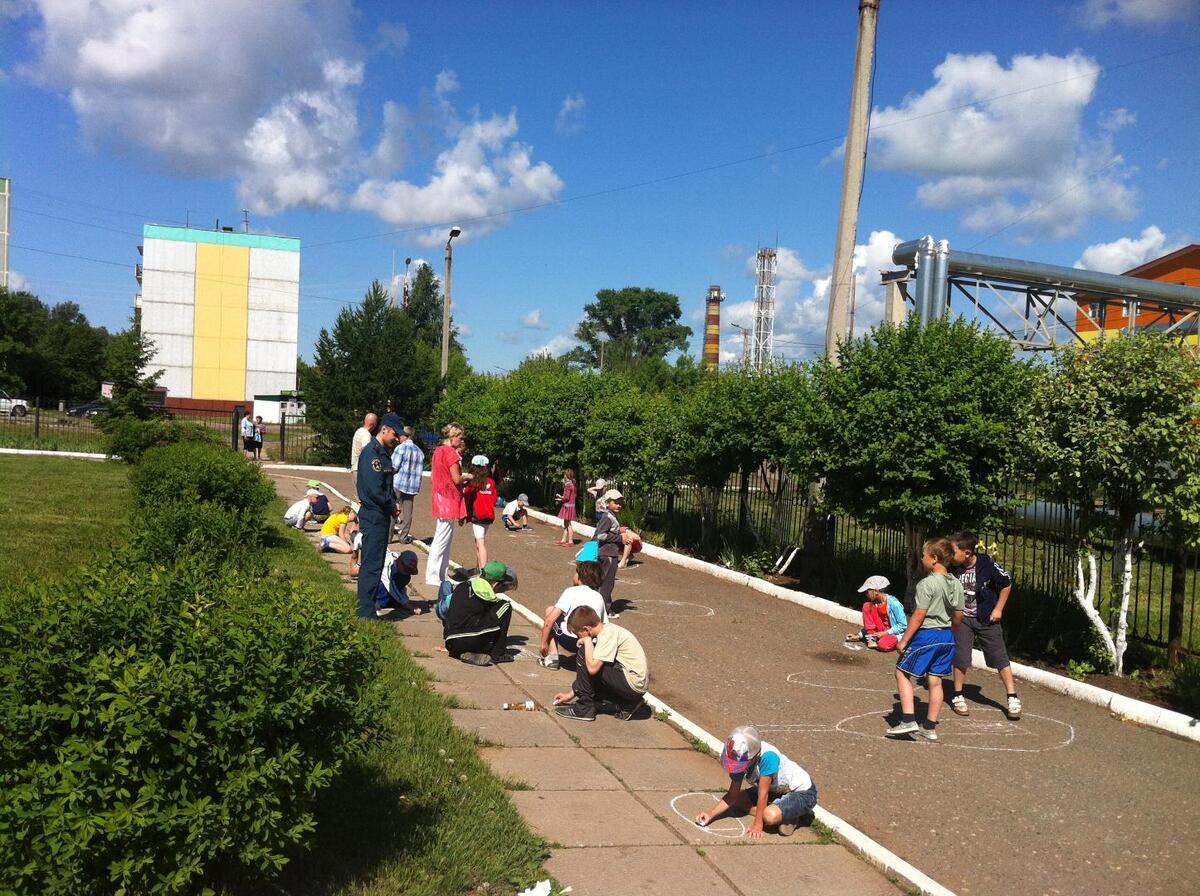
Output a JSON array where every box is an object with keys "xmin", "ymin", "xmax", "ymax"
[
  {"xmin": 482, "ymin": 560, "xmax": 509, "ymax": 582},
  {"xmin": 600, "ymin": 488, "xmax": 624, "ymax": 503},
  {"xmin": 857, "ymin": 575, "xmax": 890, "ymax": 593},
  {"xmin": 307, "ymin": 479, "xmax": 321, "ymax": 488},
  {"xmin": 471, "ymin": 454, "xmax": 490, "ymax": 467},
  {"xmin": 587, "ymin": 478, "xmax": 608, "ymax": 495},
  {"xmin": 720, "ymin": 725, "xmax": 762, "ymax": 775},
  {"xmin": 397, "ymin": 551, "xmax": 419, "ymax": 574}
]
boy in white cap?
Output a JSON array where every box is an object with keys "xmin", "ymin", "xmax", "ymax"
[
  {"xmin": 696, "ymin": 725, "xmax": 818, "ymax": 839},
  {"xmin": 502, "ymin": 493, "xmax": 531, "ymax": 531},
  {"xmin": 845, "ymin": 575, "xmax": 907, "ymax": 652}
]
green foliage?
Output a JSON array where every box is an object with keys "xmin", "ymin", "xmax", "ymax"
[
  {"xmin": 1166, "ymin": 655, "xmax": 1200, "ymax": 716},
  {"xmin": 566, "ymin": 286, "xmax": 692, "ymax": 371},
  {"xmin": 101, "ymin": 321, "xmax": 164, "ymax": 422},
  {"xmin": 0, "ymin": 287, "xmax": 111, "ymax": 399},
  {"xmin": 0, "ymin": 554, "xmax": 379, "ymax": 895},
  {"xmin": 131, "ymin": 442, "xmax": 275, "ymax": 515},
  {"xmin": 103, "ymin": 416, "xmax": 224, "ymax": 464},
  {"xmin": 580, "ymin": 382, "xmax": 677, "ymax": 491},
  {"xmin": 305, "ymin": 281, "xmax": 442, "ymax": 463}
]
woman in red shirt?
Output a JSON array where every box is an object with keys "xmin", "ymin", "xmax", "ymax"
[
  {"xmin": 463, "ymin": 454, "xmax": 498, "ymax": 568},
  {"xmin": 554, "ymin": 468, "xmax": 578, "ymax": 545},
  {"xmin": 426, "ymin": 423, "xmax": 469, "ymax": 585}
]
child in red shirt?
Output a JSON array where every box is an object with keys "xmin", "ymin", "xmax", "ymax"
[{"xmin": 463, "ymin": 454, "xmax": 498, "ymax": 569}]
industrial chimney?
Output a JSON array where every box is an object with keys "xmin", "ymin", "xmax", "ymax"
[{"xmin": 703, "ymin": 284, "xmax": 725, "ymax": 369}]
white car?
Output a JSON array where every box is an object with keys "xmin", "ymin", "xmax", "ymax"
[{"xmin": 0, "ymin": 389, "xmax": 29, "ymax": 417}]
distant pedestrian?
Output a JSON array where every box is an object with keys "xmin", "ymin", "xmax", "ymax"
[
  {"xmin": 948, "ymin": 531, "xmax": 1021, "ymax": 720},
  {"xmin": 554, "ymin": 468, "xmax": 578, "ymax": 545},
  {"xmin": 350, "ymin": 412, "xmax": 378, "ymax": 474},
  {"xmin": 884, "ymin": 537, "xmax": 964, "ymax": 741},
  {"xmin": 463, "ymin": 454, "xmax": 498, "ymax": 569},
  {"xmin": 253, "ymin": 415, "xmax": 265, "ymax": 461},
  {"xmin": 426, "ymin": 423, "xmax": 469, "ymax": 586},
  {"xmin": 356, "ymin": 413, "xmax": 403, "ymax": 620},
  {"xmin": 844, "ymin": 575, "xmax": 907, "ymax": 652},
  {"xmin": 553, "ymin": 605, "xmax": 648, "ymax": 722},
  {"xmin": 390, "ymin": 425, "xmax": 424, "ymax": 543},
  {"xmin": 240, "ymin": 413, "xmax": 256, "ymax": 459}
]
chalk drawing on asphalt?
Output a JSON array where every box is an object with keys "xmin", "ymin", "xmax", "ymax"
[
  {"xmin": 625, "ymin": 599, "xmax": 716, "ymax": 618},
  {"xmin": 670, "ymin": 792, "xmax": 747, "ymax": 839}
]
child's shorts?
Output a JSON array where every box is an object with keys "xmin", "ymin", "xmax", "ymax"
[
  {"xmin": 319, "ymin": 535, "xmax": 333, "ymax": 552},
  {"xmin": 772, "ymin": 784, "xmax": 818, "ymax": 822},
  {"xmin": 472, "ymin": 520, "xmax": 492, "ymax": 539},
  {"xmin": 896, "ymin": 628, "xmax": 955, "ymax": 677}
]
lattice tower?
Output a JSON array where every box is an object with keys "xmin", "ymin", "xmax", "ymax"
[{"xmin": 752, "ymin": 248, "xmax": 777, "ymax": 370}]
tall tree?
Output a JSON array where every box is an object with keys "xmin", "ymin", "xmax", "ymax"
[
  {"xmin": 404, "ymin": 262, "xmax": 464, "ymax": 354},
  {"xmin": 1029, "ymin": 333, "xmax": 1200, "ymax": 675},
  {"xmin": 565, "ymin": 287, "xmax": 692, "ymax": 371},
  {"xmin": 101, "ymin": 319, "xmax": 163, "ymax": 421},
  {"xmin": 814, "ymin": 317, "xmax": 1034, "ymax": 601},
  {"xmin": 305, "ymin": 281, "xmax": 441, "ymax": 463},
  {"xmin": 0, "ymin": 288, "xmax": 48, "ymax": 395},
  {"xmin": 0, "ymin": 289, "xmax": 111, "ymax": 400}
]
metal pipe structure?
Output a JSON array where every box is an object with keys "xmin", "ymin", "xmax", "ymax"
[
  {"xmin": 909, "ymin": 236, "xmax": 936, "ymax": 321},
  {"xmin": 702, "ymin": 284, "xmax": 725, "ymax": 369},
  {"xmin": 931, "ymin": 239, "xmax": 951, "ymax": 320}
]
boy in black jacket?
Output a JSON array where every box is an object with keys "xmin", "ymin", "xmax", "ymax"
[{"xmin": 949, "ymin": 531, "xmax": 1021, "ymax": 720}]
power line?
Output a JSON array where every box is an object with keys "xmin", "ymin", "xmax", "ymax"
[{"xmin": 13, "ymin": 205, "xmax": 142, "ymax": 238}]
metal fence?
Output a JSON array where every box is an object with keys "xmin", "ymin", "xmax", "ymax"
[
  {"xmin": 512, "ymin": 465, "xmax": 1196, "ymax": 655},
  {"xmin": 278, "ymin": 413, "xmax": 318, "ymax": 464}
]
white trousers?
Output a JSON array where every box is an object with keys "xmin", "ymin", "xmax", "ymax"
[{"xmin": 426, "ymin": 518, "xmax": 456, "ymax": 585}]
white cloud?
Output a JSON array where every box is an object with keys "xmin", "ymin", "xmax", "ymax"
[
  {"xmin": 521, "ymin": 308, "xmax": 547, "ymax": 329},
  {"xmin": 495, "ymin": 330, "xmax": 521, "ymax": 344},
  {"xmin": 1079, "ymin": 0, "xmax": 1199, "ymax": 27},
  {"xmin": 555, "ymin": 92, "xmax": 585, "ymax": 135},
  {"xmin": 376, "ymin": 21, "xmax": 409, "ymax": 53},
  {"xmin": 22, "ymin": 3, "xmax": 563, "ymax": 239},
  {"xmin": 1074, "ymin": 225, "xmax": 1186, "ymax": 272},
  {"xmin": 529, "ymin": 334, "xmax": 577, "ymax": 358},
  {"xmin": 456, "ymin": 321, "xmax": 473, "ymax": 338},
  {"xmin": 867, "ymin": 52, "xmax": 1137, "ymax": 239},
  {"xmin": 7, "ymin": 270, "xmax": 32, "ymax": 292}
]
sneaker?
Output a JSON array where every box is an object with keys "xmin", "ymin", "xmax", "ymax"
[
  {"xmin": 1006, "ymin": 695, "xmax": 1022, "ymax": 720},
  {"xmin": 491, "ymin": 653, "xmax": 515, "ymax": 664},
  {"xmin": 459, "ymin": 653, "xmax": 493, "ymax": 667},
  {"xmin": 916, "ymin": 725, "xmax": 939, "ymax": 742},
  {"xmin": 950, "ymin": 694, "xmax": 970, "ymax": 716},
  {"xmin": 555, "ymin": 704, "xmax": 596, "ymax": 722},
  {"xmin": 884, "ymin": 720, "xmax": 919, "ymax": 737},
  {"xmin": 615, "ymin": 698, "xmax": 644, "ymax": 721},
  {"xmin": 542, "ymin": 654, "xmax": 560, "ymax": 670},
  {"xmin": 777, "ymin": 821, "xmax": 798, "ymax": 837},
  {"xmin": 375, "ymin": 605, "xmax": 395, "ymax": 617}
]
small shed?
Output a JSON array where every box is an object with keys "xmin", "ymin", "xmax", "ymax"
[{"xmin": 252, "ymin": 392, "xmax": 305, "ymax": 424}]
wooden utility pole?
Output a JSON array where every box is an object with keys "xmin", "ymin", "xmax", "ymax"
[{"xmin": 826, "ymin": 0, "xmax": 880, "ymax": 363}]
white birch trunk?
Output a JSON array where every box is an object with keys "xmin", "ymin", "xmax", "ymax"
[
  {"xmin": 1112, "ymin": 535, "xmax": 1135, "ymax": 677},
  {"xmin": 1075, "ymin": 549, "xmax": 1117, "ymax": 667}
]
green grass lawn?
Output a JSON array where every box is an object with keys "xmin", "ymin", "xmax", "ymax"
[
  {"xmin": 262, "ymin": 499, "xmax": 554, "ymax": 895},
  {"xmin": 0, "ymin": 456, "xmax": 131, "ymax": 586}
]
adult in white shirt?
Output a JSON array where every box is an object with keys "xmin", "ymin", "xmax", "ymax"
[
  {"xmin": 538, "ymin": 560, "xmax": 607, "ymax": 669},
  {"xmin": 350, "ymin": 412, "xmax": 378, "ymax": 477}
]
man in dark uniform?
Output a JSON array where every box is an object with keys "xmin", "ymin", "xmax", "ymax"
[{"xmin": 356, "ymin": 412, "xmax": 404, "ymax": 619}]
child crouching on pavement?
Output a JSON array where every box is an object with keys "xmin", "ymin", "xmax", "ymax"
[
  {"xmin": 538, "ymin": 560, "xmax": 607, "ymax": 669},
  {"xmin": 844, "ymin": 574, "xmax": 907, "ymax": 652},
  {"xmin": 696, "ymin": 725, "xmax": 818, "ymax": 839},
  {"xmin": 553, "ymin": 606, "xmax": 647, "ymax": 721},
  {"xmin": 884, "ymin": 537, "xmax": 965, "ymax": 741}
]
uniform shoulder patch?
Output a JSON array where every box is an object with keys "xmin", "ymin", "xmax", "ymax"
[{"xmin": 372, "ymin": 459, "xmax": 383, "ymax": 472}]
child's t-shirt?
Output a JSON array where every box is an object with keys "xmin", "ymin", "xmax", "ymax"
[
  {"xmin": 915, "ymin": 573, "xmax": 965, "ymax": 628},
  {"xmin": 592, "ymin": 623, "xmax": 648, "ymax": 693},
  {"xmin": 502, "ymin": 500, "xmax": 524, "ymax": 520},
  {"xmin": 736, "ymin": 741, "xmax": 813, "ymax": 794},
  {"xmin": 311, "ymin": 494, "xmax": 331, "ymax": 517},
  {"xmin": 465, "ymin": 478, "xmax": 498, "ymax": 521},
  {"xmin": 284, "ymin": 497, "xmax": 308, "ymax": 521},
  {"xmin": 320, "ymin": 513, "xmax": 349, "ymax": 536},
  {"xmin": 553, "ymin": 585, "xmax": 607, "ymax": 637}
]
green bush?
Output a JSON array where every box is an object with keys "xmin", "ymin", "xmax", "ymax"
[
  {"xmin": 130, "ymin": 500, "xmax": 268, "ymax": 573},
  {"xmin": 104, "ymin": 416, "xmax": 224, "ymax": 464},
  {"xmin": 1167, "ymin": 656, "xmax": 1200, "ymax": 716},
  {"xmin": 131, "ymin": 442, "xmax": 274, "ymax": 514},
  {"xmin": 0, "ymin": 554, "xmax": 380, "ymax": 895}
]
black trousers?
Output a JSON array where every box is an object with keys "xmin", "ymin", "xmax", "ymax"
[
  {"xmin": 446, "ymin": 607, "xmax": 512, "ymax": 660},
  {"xmin": 598, "ymin": 554, "xmax": 619, "ymax": 607},
  {"xmin": 573, "ymin": 659, "xmax": 641, "ymax": 711}
]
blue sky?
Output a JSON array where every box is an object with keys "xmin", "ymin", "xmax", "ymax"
[{"xmin": 2, "ymin": 0, "xmax": 1198, "ymax": 372}]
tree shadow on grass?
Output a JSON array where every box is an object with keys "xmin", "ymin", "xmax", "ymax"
[{"xmin": 272, "ymin": 760, "xmax": 437, "ymax": 895}]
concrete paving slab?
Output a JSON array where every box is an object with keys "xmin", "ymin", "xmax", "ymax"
[
  {"xmin": 412, "ymin": 656, "xmax": 510, "ymax": 685},
  {"xmin": 565, "ymin": 717, "xmax": 697, "ymax": 750},
  {"xmin": 591, "ymin": 748, "xmax": 730, "ymax": 791},
  {"xmin": 707, "ymin": 841, "xmax": 902, "ymax": 894},
  {"xmin": 479, "ymin": 747, "xmax": 623, "ymax": 791},
  {"xmin": 510, "ymin": 790, "xmax": 678, "ymax": 847},
  {"xmin": 640, "ymin": 790, "xmax": 820, "ymax": 845},
  {"xmin": 429, "ymin": 681, "xmax": 537, "ymax": 709},
  {"xmin": 449, "ymin": 709, "xmax": 576, "ymax": 747},
  {"xmin": 546, "ymin": 846, "xmax": 738, "ymax": 895}
]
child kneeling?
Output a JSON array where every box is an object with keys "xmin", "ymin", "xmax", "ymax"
[
  {"xmin": 553, "ymin": 606, "xmax": 647, "ymax": 721},
  {"xmin": 696, "ymin": 725, "xmax": 818, "ymax": 839}
]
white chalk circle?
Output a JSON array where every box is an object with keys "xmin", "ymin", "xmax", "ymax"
[
  {"xmin": 786, "ymin": 670, "xmax": 893, "ymax": 695},
  {"xmin": 834, "ymin": 709, "xmax": 1075, "ymax": 753},
  {"xmin": 621, "ymin": 599, "xmax": 715, "ymax": 618},
  {"xmin": 670, "ymin": 792, "xmax": 746, "ymax": 839}
]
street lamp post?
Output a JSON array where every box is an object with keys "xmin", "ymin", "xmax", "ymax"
[
  {"xmin": 402, "ymin": 256, "xmax": 412, "ymax": 307},
  {"xmin": 441, "ymin": 227, "xmax": 461, "ymax": 381}
]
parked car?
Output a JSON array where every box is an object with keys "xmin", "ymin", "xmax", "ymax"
[
  {"xmin": 0, "ymin": 389, "xmax": 29, "ymax": 417},
  {"xmin": 67, "ymin": 399, "xmax": 109, "ymax": 418}
]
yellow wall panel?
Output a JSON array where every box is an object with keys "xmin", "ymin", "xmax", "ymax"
[{"xmin": 192, "ymin": 243, "xmax": 250, "ymax": 398}]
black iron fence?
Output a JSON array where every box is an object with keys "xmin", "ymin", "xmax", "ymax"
[
  {"xmin": 510, "ymin": 465, "xmax": 1196, "ymax": 656},
  {"xmin": 278, "ymin": 413, "xmax": 318, "ymax": 464}
]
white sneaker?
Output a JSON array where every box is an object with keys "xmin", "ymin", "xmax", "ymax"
[
  {"xmin": 542, "ymin": 654, "xmax": 560, "ymax": 669},
  {"xmin": 884, "ymin": 720, "xmax": 919, "ymax": 737},
  {"xmin": 950, "ymin": 694, "xmax": 970, "ymax": 716},
  {"xmin": 915, "ymin": 726, "xmax": 939, "ymax": 742},
  {"xmin": 1006, "ymin": 695, "xmax": 1022, "ymax": 720}
]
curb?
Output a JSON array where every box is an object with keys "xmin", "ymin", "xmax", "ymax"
[
  {"xmin": 523, "ymin": 508, "xmax": 1200, "ymax": 743},
  {"xmin": 403, "ymin": 525, "xmax": 955, "ymax": 896},
  {"xmin": 0, "ymin": 448, "xmax": 108, "ymax": 461}
]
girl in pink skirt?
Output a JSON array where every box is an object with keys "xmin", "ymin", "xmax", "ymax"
[{"xmin": 555, "ymin": 469, "xmax": 578, "ymax": 545}]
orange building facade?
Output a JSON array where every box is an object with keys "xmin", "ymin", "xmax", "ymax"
[{"xmin": 1075, "ymin": 244, "xmax": 1200, "ymax": 339}]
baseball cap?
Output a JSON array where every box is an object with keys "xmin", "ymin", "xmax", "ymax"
[
  {"xmin": 305, "ymin": 488, "xmax": 320, "ymax": 497},
  {"xmin": 397, "ymin": 551, "xmax": 419, "ymax": 574},
  {"xmin": 587, "ymin": 478, "xmax": 608, "ymax": 494},
  {"xmin": 517, "ymin": 493, "xmax": 529, "ymax": 503},
  {"xmin": 601, "ymin": 488, "xmax": 624, "ymax": 502},
  {"xmin": 307, "ymin": 479, "xmax": 321, "ymax": 488},
  {"xmin": 857, "ymin": 575, "xmax": 890, "ymax": 593},
  {"xmin": 720, "ymin": 725, "xmax": 762, "ymax": 775},
  {"xmin": 379, "ymin": 412, "xmax": 405, "ymax": 432},
  {"xmin": 470, "ymin": 454, "xmax": 490, "ymax": 467},
  {"xmin": 481, "ymin": 560, "xmax": 509, "ymax": 582}
]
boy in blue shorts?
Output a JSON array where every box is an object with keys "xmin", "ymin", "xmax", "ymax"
[
  {"xmin": 885, "ymin": 537, "xmax": 964, "ymax": 741},
  {"xmin": 695, "ymin": 725, "xmax": 818, "ymax": 839}
]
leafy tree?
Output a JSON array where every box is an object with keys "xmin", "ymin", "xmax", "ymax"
[
  {"xmin": 101, "ymin": 319, "xmax": 163, "ymax": 422},
  {"xmin": 813, "ymin": 317, "xmax": 1033, "ymax": 599},
  {"xmin": 0, "ymin": 289, "xmax": 111, "ymax": 400},
  {"xmin": 1029, "ymin": 333, "xmax": 1200, "ymax": 675},
  {"xmin": 296, "ymin": 356, "xmax": 315, "ymax": 395},
  {"xmin": 580, "ymin": 379, "xmax": 679, "ymax": 492},
  {"xmin": 305, "ymin": 281, "xmax": 441, "ymax": 463},
  {"xmin": 404, "ymin": 262, "xmax": 465, "ymax": 354},
  {"xmin": 565, "ymin": 287, "xmax": 692, "ymax": 371},
  {"xmin": 0, "ymin": 288, "xmax": 46, "ymax": 394}
]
